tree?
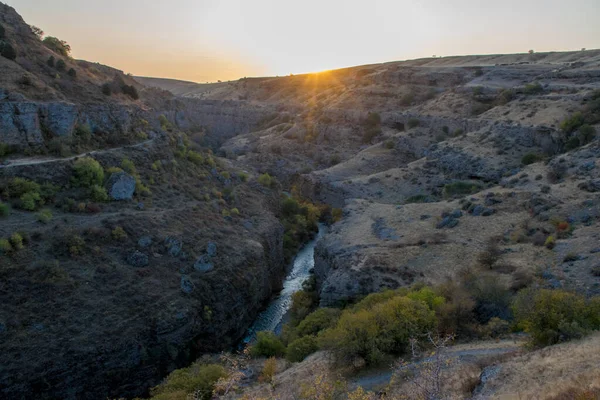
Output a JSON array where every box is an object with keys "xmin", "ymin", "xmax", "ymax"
[
  {"xmin": 30, "ymin": 25, "xmax": 44, "ymax": 39},
  {"xmin": 47, "ymin": 56, "xmax": 55, "ymax": 68},
  {"xmin": 67, "ymin": 68, "xmax": 77, "ymax": 78},
  {"xmin": 42, "ymin": 36, "xmax": 71, "ymax": 57},
  {"xmin": 56, "ymin": 59, "xmax": 66, "ymax": 72},
  {"xmin": 101, "ymin": 83, "xmax": 112, "ymax": 96},
  {"xmin": 121, "ymin": 84, "xmax": 139, "ymax": 100},
  {"xmin": 0, "ymin": 41, "xmax": 16, "ymax": 60}
]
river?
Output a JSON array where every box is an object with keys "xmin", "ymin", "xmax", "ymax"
[{"xmin": 243, "ymin": 223, "xmax": 325, "ymax": 342}]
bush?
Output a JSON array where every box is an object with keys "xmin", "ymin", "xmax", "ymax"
[
  {"xmin": 149, "ymin": 362, "xmax": 226, "ymax": 400},
  {"xmin": 43, "ymin": 37, "xmax": 71, "ymax": 56},
  {"xmin": 258, "ymin": 173, "xmax": 276, "ymax": 188},
  {"xmin": 443, "ymin": 181, "xmax": 482, "ymax": 198},
  {"xmin": 122, "ymin": 84, "xmax": 139, "ymax": 100},
  {"xmin": 260, "ymin": 357, "xmax": 277, "ymax": 383},
  {"xmin": 524, "ymin": 82, "xmax": 543, "ymax": 95},
  {"xmin": 72, "ymin": 157, "xmax": 104, "ymax": 188},
  {"xmin": 521, "ymin": 153, "xmax": 543, "ymax": 165},
  {"xmin": 47, "ymin": 56, "xmax": 55, "ymax": 68},
  {"xmin": 0, "ymin": 23, "xmax": 4, "ymax": 39},
  {"xmin": 20, "ymin": 191, "xmax": 42, "ymax": 211},
  {"xmin": 36, "ymin": 209, "xmax": 53, "ymax": 224},
  {"xmin": 0, "ymin": 40, "xmax": 17, "ymax": 60},
  {"xmin": 74, "ymin": 124, "xmax": 92, "ymax": 143},
  {"xmin": 320, "ymin": 293, "xmax": 438, "ymax": 365},
  {"xmin": 9, "ymin": 233, "xmax": 24, "ymax": 250},
  {"xmin": 295, "ymin": 308, "xmax": 341, "ymax": 338},
  {"xmin": 579, "ymin": 124, "xmax": 596, "ymax": 143},
  {"xmin": 0, "ymin": 202, "xmax": 10, "ymax": 217},
  {"xmin": 238, "ymin": 171, "xmax": 249, "ymax": 182},
  {"xmin": 89, "ymin": 185, "xmax": 108, "ymax": 202},
  {"xmin": 0, "ymin": 142, "xmax": 11, "ymax": 158},
  {"xmin": 67, "ymin": 68, "xmax": 77, "ymax": 78},
  {"xmin": 187, "ymin": 151, "xmax": 204, "ymax": 165},
  {"xmin": 286, "ymin": 336, "xmax": 318, "ymax": 362},
  {"xmin": 55, "ymin": 59, "xmax": 66, "ymax": 72},
  {"xmin": 0, "ymin": 238, "xmax": 11, "ymax": 254},
  {"xmin": 250, "ymin": 331, "xmax": 286, "ymax": 358},
  {"xmin": 513, "ymin": 289, "xmax": 600, "ymax": 346},
  {"xmin": 111, "ymin": 226, "xmax": 128, "ymax": 241},
  {"xmin": 560, "ymin": 112, "xmax": 584, "ymax": 134},
  {"xmin": 407, "ymin": 118, "xmax": 420, "ymax": 129},
  {"xmin": 384, "ymin": 140, "xmax": 395, "ymax": 149},
  {"xmin": 101, "ymin": 83, "xmax": 112, "ymax": 96}
]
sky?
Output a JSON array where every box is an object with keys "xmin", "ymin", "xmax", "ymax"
[{"xmin": 6, "ymin": 0, "xmax": 600, "ymax": 83}]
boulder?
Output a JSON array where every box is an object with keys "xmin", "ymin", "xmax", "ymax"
[
  {"xmin": 180, "ymin": 275, "xmax": 194, "ymax": 294},
  {"xmin": 194, "ymin": 255, "xmax": 214, "ymax": 273},
  {"xmin": 106, "ymin": 172, "xmax": 136, "ymax": 201},
  {"xmin": 164, "ymin": 237, "xmax": 183, "ymax": 257},
  {"xmin": 138, "ymin": 236, "xmax": 152, "ymax": 248},
  {"xmin": 127, "ymin": 251, "xmax": 149, "ymax": 267},
  {"xmin": 206, "ymin": 242, "xmax": 217, "ymax": 257}
]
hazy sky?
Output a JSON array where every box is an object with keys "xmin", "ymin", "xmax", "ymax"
[{"xmin": 7, "ymin": 0, "xmax": 600, "ymax": 82}]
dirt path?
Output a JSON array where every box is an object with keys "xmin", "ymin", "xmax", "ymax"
[
  {"xmin": 350, "ymin": 339, "xmax": 524, "ymax": 392},
  {"xmin": 0, "ymin": 138, "xmax": 155, "ymax": 169}
]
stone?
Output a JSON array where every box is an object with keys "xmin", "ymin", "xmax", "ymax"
[
  {"xmin": 127, "ymin": 251, "xmax": 149, "ymax": 267},
  {"xmin": 106, "ymin": 172, "xmax": 136, "ymax": 201},
  {"xmin": 180, "ymin": 275, "xmax": 194, "ymax": 294},
  {"xmin": 206, "ymin": 242, "xmax": 217, "ymax": 257},
  {"xmin": 165, "ymin": 237, "xmax": 183, "ymax": 257},
  {"xmin": 138, "ymin": 236, "xmax": 152, "ymax": 248},
  {"xmin": 450, "ymin": 209, "xmax": 463, "ymax": 218},
  {"xmin": 436, "ymin": 216, "xmax": 459, "ymax": 229},
  {"xmin": 194, "ymin": 255, "xmax": 214, "ymax": 273},
  {"xmin": 471, "ymin": 204, "xmax": 485, "ymax": 216}
]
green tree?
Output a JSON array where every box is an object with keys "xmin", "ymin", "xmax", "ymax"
[
  {"xmin": 250, "ymin": 331, "xmax": 286, "ymax": 358},
  {"xmin": 47, "ymin": 56, "xmax": 55, "ymax": 68},
  {"xmin": 42, "ymin": 36, "xmax": 71, "ymax": 57},
  {"xmin": 56, "ymin": 59, "xmax": 66, "ymax": 72},
  {"xmin": 67, "ymin": 68, "xmax": 77, "ymax": 78},
  {"xmin": 286, "ymin": 336, "xmax": 318, "ymax": 362}
]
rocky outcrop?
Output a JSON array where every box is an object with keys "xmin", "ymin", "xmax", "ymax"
[{"xmin": 106, "ymin": 172, "xmax": 136, "ymax": 200}]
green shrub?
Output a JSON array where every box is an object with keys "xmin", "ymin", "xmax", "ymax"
[
  {"xmin": 111, "ymin": 226, "xmax": 128, "ymax": 241},
  {"xmin": 0, "ymin": 238, "xmax": 11, "ymax": 254},
  {"xmin": 443, "ymin": 181, "xmax": 482, "ymax": 198},
  {"xmin": 0, "ymin": 24, "xmax": 4, "ymax": 39},
  {"xmin": 36, "ymin": 209, "xmax": 53, "ymax": 224},
  {"xmin": 158, "ymin": 115, "xmax": 172, "ymax": 131},
  {"xmin": 20, "ymin": 191, "xmax": 42, "ymax": 211},
  {"xmin": 42, "ymin": 36, "xmax": 71, "ymax": 56},
  {"xmin": 74, "ymin": 124, "xmax": 92, "ymax": 144},
  {"xmin": 579, "ymin": 124, "xmax": 596, "ymax": 144},
  {"xmin": 230, "ymin": 208, "xmax": 240, "ymax": 216},
  {"xmin": 72, "ymin": 157, "xmax": 104, "ymax": 188},
  {"xmin": 67, "ymin": 68, "xmax": 77, "ymax": 78},
  {"xmin": 47, "ymin": 56, "xmax": 55, "ymax": 68},
  {"xmin": 258, "ymin": 173, "xmax": 276, "ymax": 188},
  {"xmin": 560, "ymin": 112, "xmax": 584, "ymax": 134},
  {"xmin": 0, "ymin": 202, "xmax": 10, "ymax": 217},
  {"xmin": 122, "ymin": 84, "xmax": 139, "ymax": 100},
  {"xmin": 363, "ymin": 112, "xmax": 381, "ymax": 128},
  {"xmin": 524, "ymin": 82, "xmax": 543, "ymax": 95},
  {"xmin": 238, "ymin": 171, "xmax": 249, "ymax": 182},
  {"xmin": 521, "ymin": 153, "xmax": 543, "ymax": 165},
  {"xmin": 0, "ymin": 40, "xmax": 17, "ymax": 60},
  {"xmin": 286, "ymin": 336, "xmax": 318, "ymax": 362},
  {"xmin": 55, "ymin": 59, "xmax": 66, "ymax": 72},
  {"xmin": 384, "ymin": 140, "xmax": 395, "ymax": 149},
  {"xmin": 0, "ymin": 142, "xmax": 11, "ymax": 157},
  {"xmin": 320, "ymin": 295, "xmax": 437, "ymax": 365},
  {"xmin": 513, "ymin": 289, "xmax": 600, "ymax": 347},
  {"xmin": 89, "ymin": 184, "xmax": 108, "ymax": 202},
  {"xmin": 121, "ymin": 158, "xmax": 136, "ymax": 174},
  {"xmin": 8, "ymin": 177, "xmax": 40, "ymax": 198},
  {"xmin": 101, "ymin": 83, "xmax": 112, "ymax": 96},
  {"xmin": 250, "ymin": 331, "xmax": 286, "ymax": 358},
  {"xmin": 149, "ymin": 362, "xmax": 226, "ymax": 400},
  {"xmin": 407, "ymin": 118, "xmax": 420, "ymax": 129},
  {"xmin": 453, "ymin": 128, "xmax": 465, "ymax": 136},
  {"xmin": 9, "ymin": 233, "xmax": 23, "ymax": 250},
  {"xmin": 187, "ymin": 151, "xmax": 204, "ymax": 165},
  {"xmin": 295, "ymin": 308, "xmax": 341, "ymax": 338}
]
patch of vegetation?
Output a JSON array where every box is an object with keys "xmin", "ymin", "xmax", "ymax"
[
  {"xmin": 149, "ymin": 362, "xmax": 226, "ymax": 400},
  {"xmin": 281, "ymin": 196, "xmax": 321, "ymax": 261},
  {"xmin": 286, "ymin": 336, "xmax": 318, "ymax": 362},
  {"xmin": 442, "ymin": 181, "xmax": 482, "ymax": 198},
  {"xmin": 0, "ymin": 40, "xmax": 16, "ymax": 60},
  {"xmin": 523, "ymin": 81, "xmax": 543, "ymax": 95},
  {"xmin": 42, "ymin": 36, "xmax": 71, "ymax": 57},
  {"xmin": 560, "ymin": 112, "xmax": 584, "ymax": 134},
  {"xmin": 89, "ymin": 184, "xmax": 108, "ymax": 202},
  {"xmin": 513, "ymin": 288, "xmax": 600, "ymax": 347},
  {"xmin": 55, "ymin": 59, "xmax": 66, "ymax": 72},
  {"xmin": 121, "ymin": 84, "xmax": 139, "ymax": 100},
  {"xmin": 384, "ymin": 140, "xmax": 395, "ymax": 149},
  {"xmin": 405, "ymin": 194, "xmax": 435, "ymax": 204},
  {"xmin": 120, "ymin": 158, "xmax": 151, "ymax": 196},
  {"xmin": 407, "ymin": 118, "xmax": 420, "ymax": 129},
  {"xmin": 521, "ymin": 153, "xmax": 543, "ymax": 165},
  {"xmin": 0, "ymin": 238, "xmax": 11, "ymax": 254},
  {"xmin": 0, "ymin": 202, "xmax": 10, "ymax": 217},
  {"xmin": 2, "ymin": 178, "xmax": 57, "ymax": 211},
  {"xmin": 257, "ymin": 173, "xmax": 277, "ymax": 188},
  {"xmin": 36, "ymin": 209, "xmax": 53, "ymax": 224},
  {"xmin": 250, "ymin": 331, "xmax": 286, "ymax": 358},
  {"xmin": 362, "ymin": 112, "xmax": 382, "ymax": 143},
  {"xmin": 111, "ymin": 226, "xmax": 128, "ymax": 241},
  {"xmin": 72, "ymin": 157, "xmax": 104, "ymax": 188},
  {"xmin": 9, "ymin": 233, "xmax": 24, "ymax": 250},
  {"xmin": 101, "ymin": 83, "xmax": 112, "ymax": 96}
]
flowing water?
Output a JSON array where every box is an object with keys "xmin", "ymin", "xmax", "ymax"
[{"xmin": 243, "ymin": 224, "xmax": 325, "ymax": 343}]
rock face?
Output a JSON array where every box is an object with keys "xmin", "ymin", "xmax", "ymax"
[{"xmin": 106, "ymin": 172, "xmax": 136, "ymax": 200}]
